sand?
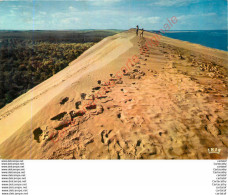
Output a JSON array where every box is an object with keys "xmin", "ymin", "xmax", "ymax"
[{"xmin": 0, "ymin": 29, "xmax": 227, "ymax": 159}]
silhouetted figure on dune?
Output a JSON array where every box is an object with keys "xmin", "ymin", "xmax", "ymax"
[
  {"xmin": 140, "ymin": 28, "xmax": 144, "ymax": 38},
  {"xmin": 136, "ymin": 25, "xmax": 139, "ymax": 36}
]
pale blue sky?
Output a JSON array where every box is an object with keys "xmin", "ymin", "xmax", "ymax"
[{"xmin": 0, "ymin": 0, "xmax": 227, "ymax": 30}]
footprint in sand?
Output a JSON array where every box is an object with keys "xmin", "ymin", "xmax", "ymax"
[
  {"xmin": 33, "ymin": 127, "xmax": 43, "ymax": 143},
  {"xmin": 50, "ymin": 112, "xmax": 67, "ymax": 121},
  {"xmin": 80, "ymin": 93, "xmax": 86, "ymax": 100},
  {"xmin": 60, "ymin": 97, "xmax": 69, "ymax": 105},
  {"xmin": 101, "ymin": 130, "xmax": 112, "ymax": 145},
  {"xmin": 75, "ymin": 101, "xmax": 81, "ymax": 109}
]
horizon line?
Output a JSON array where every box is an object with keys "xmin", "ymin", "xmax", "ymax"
[{"xmin": 0, "ymin": 29, "xmax": 227, "ymax": 31}]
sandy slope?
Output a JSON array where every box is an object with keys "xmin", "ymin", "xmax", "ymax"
[{"xmin": 0, "ymin": 29, "xmax": 227, "ymax": 159}]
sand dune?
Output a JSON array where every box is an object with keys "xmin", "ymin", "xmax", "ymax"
[{"xmin": 0, "ymin": 29, "xmax": 227, "ymax": 159}]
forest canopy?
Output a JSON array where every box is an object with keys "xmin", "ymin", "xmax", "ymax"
[{"xmin": 0, "ymin": 30, "xmax": 119, "ymax": 108}]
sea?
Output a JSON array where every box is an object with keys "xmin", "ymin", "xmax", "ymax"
[{"xmin": 150, "ymin": 30, "xmax": 227, "ymax": 51}]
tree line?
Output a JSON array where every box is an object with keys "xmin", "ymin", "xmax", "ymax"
[{"xmin": 0, "ymin": 39, "xmax": 94, "ymax": 108}]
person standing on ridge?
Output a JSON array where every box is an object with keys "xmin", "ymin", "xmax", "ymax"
[
  {"xmin": 140, "ymin": 28, "xmax": 144, "ymax": 38},
  {"xmin": 136, "ymin": 25, "xmax": 139, "ymax": 36}
]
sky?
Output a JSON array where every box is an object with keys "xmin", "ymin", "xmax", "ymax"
[{"xmin": 0, "ymin": 0, "xmax": 227, "ymax": 30}]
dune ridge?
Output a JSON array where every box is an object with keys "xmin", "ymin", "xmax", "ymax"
[{"xmin": 0, "ymin": 29, "xmax": 227, "ymax": 159}]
